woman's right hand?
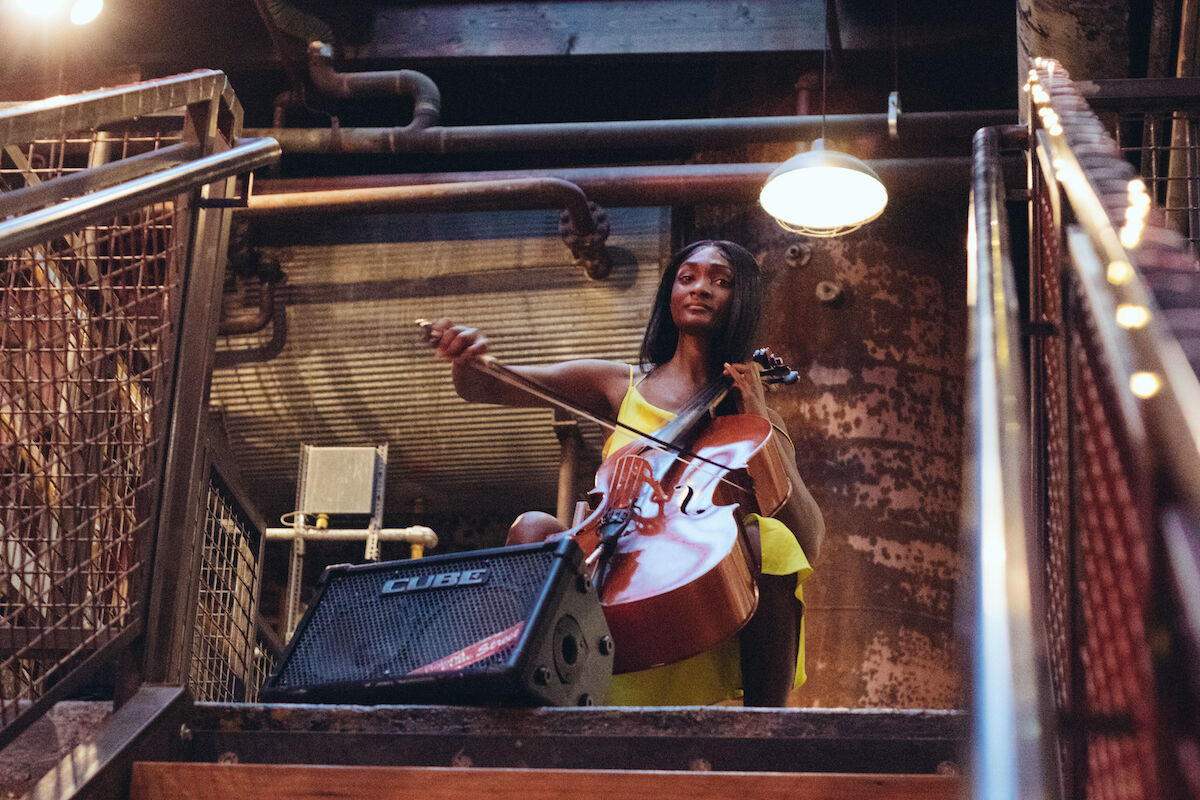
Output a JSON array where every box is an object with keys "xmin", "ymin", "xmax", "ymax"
[{"xmin": 429, "ymin": 317, "xmax": 490, "ymax": 364}]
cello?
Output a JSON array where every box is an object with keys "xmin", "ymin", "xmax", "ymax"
[{"xmin": 419, "ymin": 320, "xmax": 799, "ymax": 673}]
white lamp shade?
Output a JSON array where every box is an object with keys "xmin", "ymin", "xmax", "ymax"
[
  {"xmin": 70, "ymin": 0, "xmax": 104, "ymax": 26},
  {"xmin": 759, "ymin": 140, "xmax": 888, "ymax": 236}
]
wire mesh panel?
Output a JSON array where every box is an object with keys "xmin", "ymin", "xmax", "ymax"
[
  {"xmin": 189, "ymin": 472, "xmax": 267, "ymax": 703},
  {"xmin": 0, "ymin": 128, "xmax": 183, "ymax": 191},
  {"xmin": 0, "ymin": 197, "xmax": 186, "ymax": 726},
  {"xmin": 0, "ymin": 71, "xmax": 279, "ymax": 750},
  {"xmin": 1069, "ymin": 292, "xmax": 1162, "ymax": 800},
  {"xmin": 1114, "ymin": 111, "xmax": 1200, "ymax": 262},
  {"xmin": 1027, "ymin": 60, "xmax": 1199, "ymax": 800},
  {"xmin": 1032, "ymin": 181, "xmax": 1079, "ymax": 786}
]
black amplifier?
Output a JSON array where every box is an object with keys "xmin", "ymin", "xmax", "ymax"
[{"xmin": 260, "ymin": 537, "xmax": 613, "ymax": 706}]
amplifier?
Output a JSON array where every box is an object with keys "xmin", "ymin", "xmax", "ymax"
[{"xmin": 260, "ymin": 537, "xmax": 613, "ymax": 706}]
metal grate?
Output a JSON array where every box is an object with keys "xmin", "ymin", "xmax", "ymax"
[
  {"xmin": 1034, "ymin": 228, "xmax": 1164, "ymax": 800},
  {"xmin": 1028, "ymin": 60, "xmax": 1190, "ymax": 800},
  {"xmin": 1033, "ymin": 183, "xmax": 1079, "ymax": 785},
  {"xmin": 0, "ymin": 199, "xmax": 184, "ymax": 727},
  {"xmin": 1070, "ymin": 302, "xmax": 1161, "ymax": 800},
  {"xmin": 1114, "ymin": 111, "xmax": 1200, "ymax": 261},
  {"xmin": 188, "ymin": 473, "xmax": 266, "ymax": 702},
  {"xmin": 0, "ymin": 129, "xmax": 183, "ymax": 191}
]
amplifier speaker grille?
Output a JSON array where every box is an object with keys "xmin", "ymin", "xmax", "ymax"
[{"xmin": 261, "ymin": 539, "xmax": 612, "ymax": 706}]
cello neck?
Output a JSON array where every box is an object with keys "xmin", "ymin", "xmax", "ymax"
[{"xmin": 648, "ymin": 375, "xmax": 732, "ymax": 446}]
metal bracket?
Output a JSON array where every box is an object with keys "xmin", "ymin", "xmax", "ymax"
[
  {"xmin": 197, "ymin": 171, "xmax": 253, "ymax": 208},
  {"xmin": 888, "ymin": 91, "xmax": 901, "ymax": 140}
]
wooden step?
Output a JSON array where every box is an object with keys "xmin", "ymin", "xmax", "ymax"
[
  {"xmin": 131, "ymin": 762, "xmax": 962, "ymax": 800},
  {"xmin": 186, "ymin": 704, "xmax": 964, "ymax": 773}
]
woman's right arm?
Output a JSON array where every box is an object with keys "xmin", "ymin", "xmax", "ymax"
[{"xmin": 428, "ymin": 318, "xmax": 627, "ymax": 418}]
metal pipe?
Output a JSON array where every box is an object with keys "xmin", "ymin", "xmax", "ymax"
[
  {"xmin": 251, "ymin": 159, "xmax": 973, "ymax": 206},
  {"xmin": 242, "ymin": 109, "xmax": 1013, "ymax": 155},
  {"xmin": 240, "ymin": 176, "xmax": 612, "ymax": 277},
  {"xmin": 264, "ymin": 526, "xmax": 438, "ymax": 547},
  {"xmin": 0, "ymin": 138, "xmax": 281, "ymax": 256},
  {"xmin": 307, "ymin": 42, "xmax": 441, "ymax": 130},
  {"xmin": 218, "ymin": 280, "xmax": 276, "ymax": 336},
  {"xmin": 243, "ymin": 176, "xmax": 590, "ymax": 218},
  {"xmin": 553, "ymin": 411, "xmax": 584, "ymax": 526}
]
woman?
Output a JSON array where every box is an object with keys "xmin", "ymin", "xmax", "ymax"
[{"xmin": 429, "ymin": 239, "xmax": 824, "ymax": 706}]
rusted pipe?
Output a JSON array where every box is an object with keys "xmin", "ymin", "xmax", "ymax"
[
  {"xmin": 240, "ymin": 177, "xmax": 612, "ymax": 278},
  {"xmin": 253, "ymin": 159, "xmax": 973, "ymax": 207},
  {"xmin": 218, "ymin": 281, "xmax": 276, "ymax": 336},
  {"xmin": 242, "ymin": 109, "xmax": 1012, "ymax": 155},
  {"xmin": 307, "ymin": 42, "xmax": 441, "ymax": 130},
  {"xmin": 553, "ymin": 410, "xmax": 585, "ymax": 526},
  {"xmin": 257, "ymin": 0, "xmax": 333, "ymax": 47}
]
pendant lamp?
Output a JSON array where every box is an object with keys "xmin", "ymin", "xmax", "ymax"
[
  {"xmin": 758, "ymin": 139, "xmax": 888, "ymax": 237},
  {"xmin": 758, "ymin": 0, "xmax": 889, "ymax": 237}
]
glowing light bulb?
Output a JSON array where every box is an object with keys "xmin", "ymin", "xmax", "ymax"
[
  {"xmin": 1115, "ymin": 304, "xmax": 1150, "ymax": 329},
  {"xmin": 1107, "ymin": 261, "xmax": 1134, "ymax": 285},
  {"xmin": 1130, "ymin": 372, "xmax": 1161, "ymax": 398},
  {"xmin": 69, "ymin": 0, "xmax": 102, "ymax": 25}
]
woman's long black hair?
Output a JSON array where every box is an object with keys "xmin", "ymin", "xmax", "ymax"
[{"xmin": 639, "ymin": 239, "xmax": 763, "ymax": 371}]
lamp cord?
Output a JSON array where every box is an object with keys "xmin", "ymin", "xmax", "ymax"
[
  {"xmin": 892, "ymin": 0, "xmax": 899, "ymax": 94},
  {"xmin": 821, "ymin": 0, "xmax": 829, "ymax": 141}
]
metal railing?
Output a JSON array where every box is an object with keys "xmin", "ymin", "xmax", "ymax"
[
  {"xmin": 0, "ymin": 72, "xmax": 279, "ymax": 748},
  {"xmin": 1081, "ymin": 75, "xmax": 1200, "ymax": 264},
  {"xmin": 965, "ymin": 123, "xmax": 1060, "ymax": 800},
  {"xmin": 964, "ymin": 58, "xmax": 1200, "ymax": 800}
]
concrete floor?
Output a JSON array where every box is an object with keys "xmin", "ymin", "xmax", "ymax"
[{"xmin": 0, "ymin": 702, "xmax": 112, "ymax": 798}]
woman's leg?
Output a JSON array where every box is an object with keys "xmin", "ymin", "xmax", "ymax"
[
  {"xmin": 505, "ymin": 510, "xmax": 567, "ymax": 545},
  {"xmin": 738, "ymin": 573, "xmax": 801, "ymax": 707}
]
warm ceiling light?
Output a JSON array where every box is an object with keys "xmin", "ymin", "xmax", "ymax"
[
  {"xmin": 759, "ymin": 139, "xmax": 889, "ymax": 237},
  {"xmin": 1130, "ymin": 371, "xmax": 1162, "ymax": 398},
  {"xmin": 69, "ymin": 0, "xmax": 102, "ymax": 25},
  {"xmin": 6, "ymin": 0, "xmax": 65, "ymax": 19}
]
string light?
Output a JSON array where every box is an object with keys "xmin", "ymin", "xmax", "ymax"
[
  {"xmin": 1115, "ymin": 303, "xmax": 1151, "ymax": 329},
  {"xmin": 1130, "ymin": 372, "xmax": 1162, "ymax": 398}
]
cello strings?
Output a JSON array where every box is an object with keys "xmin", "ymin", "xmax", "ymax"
[
  {"xmin": 418, "ymin": 319, "xmax": 768, "ymax": 499},
  {"xmin": 472, "ymin": 356, "xmax": 759, "ymax": 498}
]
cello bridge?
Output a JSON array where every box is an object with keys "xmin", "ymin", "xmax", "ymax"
[{"xmin": 611, "ymin": 454, "xmax": 670, "ymax": 506}]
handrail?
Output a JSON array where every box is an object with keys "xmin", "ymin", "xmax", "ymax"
[
  {"xmin": 1028, "ymin": 59, "xmax": 1200, "ymax": 525},
  {"xmin": 0, "ymin": 141, "xmax": 200, "ymax": 220},
  {"xmin": 0, "ymin": 70, "xmax": 238, "ymax": 146},
  {"xmin": 1025, "ymin": 57, "xmax": 1200, "ymax": 797},
  {"xmin": 963, "ymin": 124, "xmax": 1059, "ymax": 800},
  {"xmin": 0, "ymin": 138, "xmax": 280, "ymax": 255}
]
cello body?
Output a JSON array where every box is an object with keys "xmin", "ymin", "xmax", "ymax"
[{"xmin": 567, "ymin": 413, "xmax": 780, "ymax": 674}]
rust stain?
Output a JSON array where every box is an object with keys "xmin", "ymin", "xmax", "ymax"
[{"xmin": 860, "ymin": 627, "xmax": 960, "ymax": 708}]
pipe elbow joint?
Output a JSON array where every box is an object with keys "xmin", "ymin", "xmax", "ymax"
[
  {"xmin": 307, "ymin": 41, "xmax": 442, "ymax": 130},
  {"xmin": 394, "ymin": 70, "xmax": 442, "ymax": 131}
]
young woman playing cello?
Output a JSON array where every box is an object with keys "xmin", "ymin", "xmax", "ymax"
[{"xmin": 428, "ymin": 239, "xmax": 824, "ymax": 706}]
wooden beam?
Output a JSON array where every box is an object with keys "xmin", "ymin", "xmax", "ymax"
[
  {"xmin": 131, "ymin": 763, "xmax": 962, "ymax": 800},
  {"xmin": 358, "ymin": 0, "xmax": 829, "ymax": 60}
]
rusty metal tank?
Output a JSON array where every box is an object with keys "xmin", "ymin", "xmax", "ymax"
[{"xmin": 693, "ymin": 183, "xmax": 966, "ymax": 709}]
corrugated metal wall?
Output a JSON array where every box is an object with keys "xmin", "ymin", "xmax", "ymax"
[{"xmin": 210, "ymin": 206, "xmax": 670, "ymax": 541}]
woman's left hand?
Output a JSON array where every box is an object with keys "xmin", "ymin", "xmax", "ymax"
[{"xmin": 724, "ymin": 360, "xmax": 770, "ymax": 417}]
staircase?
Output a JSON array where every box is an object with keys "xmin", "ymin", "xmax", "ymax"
[
  {"xmin": 20, "ymin": 686, "xmax": 963, "ymax": 799},
  {"xmin": 130, "ymin": 762, "xmax": 959, "ymax": 800}
]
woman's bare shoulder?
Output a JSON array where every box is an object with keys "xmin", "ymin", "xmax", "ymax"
[{"xmin": 521, "ymin": 358, "xmax": 632, "ymax": 416}]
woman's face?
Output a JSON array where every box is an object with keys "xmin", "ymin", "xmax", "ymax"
[{"xmin": 669, "ymin": 245, "xmax": 734, "ymax": 336}]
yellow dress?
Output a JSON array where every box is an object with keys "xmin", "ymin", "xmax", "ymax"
[{"xmin": 601, "ymin": 367, "xmax": 813, "ymax": 706}]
